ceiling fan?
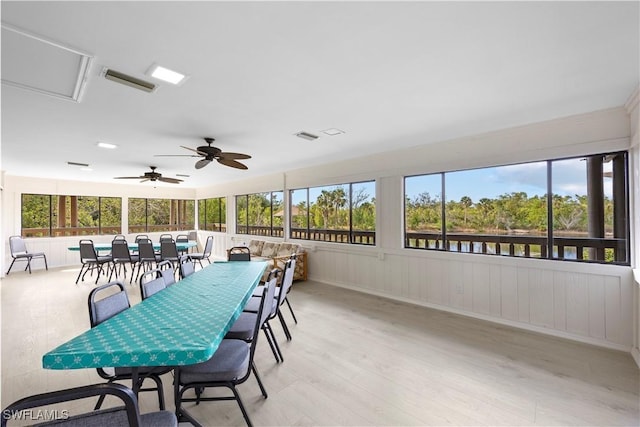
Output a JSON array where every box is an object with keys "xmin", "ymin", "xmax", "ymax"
[
  {"xmin": 114, "ymin": 166, "xmax": 183, "ymax": 184},
  {"xmin": 156, "ymin": 137, "xmax": 251, "ymax": 170}
]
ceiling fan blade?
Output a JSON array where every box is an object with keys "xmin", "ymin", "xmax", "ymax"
[
  {"xmin": 158, "ymin": 176, "xmax": 183, "ymax": 184},
  {"xmin": 195, "ymin": 158, "xmax": 212, "ymax": 169},
  {"xmin": 220, "ymin": 152, "xmax": 252, "ymax": 160},
  {"xmin": 217, "ymin": 158, "xmax": 248, "ymax": 170},
  {"xmin": 154, "ymin": 154, "xmax": 200, "ymax": 158},
  {"xmin": 181, "ymin": 145, "xmax": 208, "ymax": 156},
  {"xmin": 140, "ymin": 178, "xmax": 150, "ymax": 183},
  {"xmin": 114, "ymin": 176, "xmax": 145, "ymax": 179}
]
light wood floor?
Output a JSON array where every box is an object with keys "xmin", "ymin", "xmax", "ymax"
[{"xmin": 1, "ymin": 266, "xmax": 639, "ymax": 426}]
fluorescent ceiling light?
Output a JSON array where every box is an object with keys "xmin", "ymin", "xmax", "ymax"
[
  {"xmin": 97, "ymin": 142, "xmax": 117, "ymax": 149},
  {"xmin": 148, "ymin": 64, "xmax": 187, "ymax": 85}
]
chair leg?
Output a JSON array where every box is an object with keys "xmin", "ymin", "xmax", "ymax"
[
  {"xmin": 75, "ymin": 264, "xmax": 87, "ymax": 284},
  {"xmin": 251, "ymin": 361, "xmax": 268, "ymax": 398},
  {"xmin": 43, "ymin": 255, "xmax": 48, "ymax": 271},
  {"xmin": 285, "ymin": 296, "xmax": 298, "ymax": 324},
  {"xmin": 5, "ymin": 258, "xmax": 17, "ymax": 275},
  {"xmin": 277, "ymin": 309, "xmax": 292, "ymax": 341},
  {"xmin": 230, "ymin": 385, "xmax": 254, "ymax": 427},
  {"xmin": 263, "ymin": 322, "xmax": 283, "ymax": 363},
  {"xmin": 147, "ymin": 374, "xmax": 166, "ymax": 410}
]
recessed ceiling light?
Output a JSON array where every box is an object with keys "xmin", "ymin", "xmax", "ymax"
[
  {"xmin": 321, "ymin": 128, "xmax": 345, "ymax": 136},
  {"xmin": 97, "ymin": 141, "xmax": 117, "ymax": 149},
  {"xmin": 147, "ymin": 64, "xmax": 187, "ymax": 85}
]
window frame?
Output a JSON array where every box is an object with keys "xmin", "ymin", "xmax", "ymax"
[
  {"xmin": 198, "ymin": 197, "xmax": 227, "ymax": 232},
  {"xmin": 289, "ymin": 180, "xmax": 376, "ymax": 245},
  {"xmin": 403, "ymin": 151, "xmax": 630, "ymax": 265},
  {"xmin": 235, "ymin": 191, "xmax": 284, "ymax": 237},
  {"xmin": 128, "ymin": 198, "xmax": 195, "ymax": 234},
  {"xmin": 21, "ymin": 194, "xmax": 123, "ymax": 237}
]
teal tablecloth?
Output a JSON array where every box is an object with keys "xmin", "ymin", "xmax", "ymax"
[
  {"xmin": 43, "ymin": 261, "xmax": 268, "ymax": 369},
  {"xmin": 67, "ymin": 242, "xmax": 197, "ymax": 252}
]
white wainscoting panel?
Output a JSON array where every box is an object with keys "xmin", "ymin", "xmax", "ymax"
[{"xmin": 309, "ymin": 247, "xmax": 634, "ymax": 350}]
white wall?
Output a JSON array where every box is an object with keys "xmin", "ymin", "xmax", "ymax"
[
  {"xmin": 625, "ymin": 87, "xmax": 640, "ymax": 365},
  {"xmin": 2, "ymin": 105, "xmax": 637, "ymax": 353}
]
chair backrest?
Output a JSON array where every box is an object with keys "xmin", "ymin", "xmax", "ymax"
[
  {"xmin": 134, "ymin": 234, "xmax": 149, "ymax": 243},
  {"xmin": 0, "ymin": 383, "xmax": 165, "ymax": 427},
  {"xmin": 79, "ymin": 239, "xmax": 98, "ymax": 262},
  {"xmin": 202, "ymin": 235, "xmax": 214, "ymax": 257},
  {"xmin": 139, "ymin": 269, "xmax": 166, "ymax": 300},
  {"xmin": 159, "ymin": 234, "xmax": 173, "ymax": 243},
  {"xmin": 260, "ymin": 271, "xmax": 278, "ymax": 326},
  {"xmin": 276, "ymin": 257, "xmax": 296, "ymax": 308},
  {"xmin": 8, "ymin": 236, "xmax": 27, "ymax": 256},
  {"xmin": 160, "ymin": 241, "xmax": 179, "ymax": 260},
  {"xmin": 111, "ymin": 239, "xmax": 131, "ymax": 261},
  {"xmin": 280, "ymin": 254, "xmax": 297, "ymax": 297},
  {"xmin": 228, "ymin": 246, "xmax": 251, "ymax": 261},
  {"xmin": 113, "ymin": 234, "xmax": 126, "ymax": 240},
  {"xmin": 246, "ymin": 286, "xmax": 271, "ymax": 369},
  {"xmin": 179, "ymin": 255, "xmax": 195, "ymax": 279},
  {"xmin": 176, "ymin": 234, "xmax": 189, "ymax": 243},
  {"xmin": 157, "ymin": 259, "xmax": 176, "ymax": 286},
  {"xmin": 88, "ymin": 281, "xmax": 130, "ymax": 327},
  {"xmin": 187, "ymin": 230, "xmax": 197, "ymax": 241},
  {"xmin": 137, "ymin": 240, "xmax": 156, "ymax": 262}
]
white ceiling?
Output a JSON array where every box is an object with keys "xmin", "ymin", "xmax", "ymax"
[{"xmin": 1, "ymin": 1, "xmax": 638, "ymax": 188}]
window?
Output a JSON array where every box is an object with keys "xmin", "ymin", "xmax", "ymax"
[
  {"xmin": 290, "ymin": 181, "xmax": 376, "ymax": 245},
  {"xmin": 128, "ymin": 198, "xmax": 195, "ymax": 233},
  {"xmin": 235, "ymin": 191, "xmax": 284, "ymax": 237},
  {"xmin": 198, "ymin": 197, "xmax": 227, "ymax": 232},
  {"xmin": 21, "ymin": 194, "xmax": 122, "ymax": 237},
  {"xmin": 404, "ymin": 151, "xmax": 629, "ymax": 264}
]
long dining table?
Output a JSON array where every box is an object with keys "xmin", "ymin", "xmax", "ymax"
[
  {"xmin": 42, "ymin": 260, "xmax": 269, "ymax": 425},
  {"xmin": 66, "ymin": 241, "xmax": 197, "ymax": 253}
]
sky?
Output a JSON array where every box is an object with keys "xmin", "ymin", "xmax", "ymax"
[{"xmin": 405, "ymin": 158, "xmax": 614, "ymax": 203}]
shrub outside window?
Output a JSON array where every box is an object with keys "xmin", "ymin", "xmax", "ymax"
[
  {"xmin": 290, "ymin": 181, "xmax": 376, "ymax": 245},
  {"xmin": 128, "ymin": 198, "xmax": 195, "ymax": 233},
  {"xmin": 235, "ymin": 191, "xmax": 284, "ymax": 237},
  {"xmin": 198, "ymin": 197, "xmax": 227, "ymax": 232},
  {"xmin": 21, "ymin": 194, "xmax": 122, "ymax": 237}
]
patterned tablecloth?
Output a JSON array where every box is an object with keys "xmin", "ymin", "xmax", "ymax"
[
  {"xmin": 67, "ymin": 242, "xmax": 197, "ymax": 252},
  {"xmin": 43, "ymin": 261, "xmax": 268, "ymax": 369}
]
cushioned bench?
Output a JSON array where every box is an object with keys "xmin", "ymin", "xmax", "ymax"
[{"xmin": 246, "ymin": 240, "xmax": 308, "ymax": 281}]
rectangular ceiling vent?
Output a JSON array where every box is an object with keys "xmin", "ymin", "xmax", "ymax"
[
  {"xmin": 102, "ymin": 68, "xmax": 156, "ymax": 93},
  {"xmin": 295, "ymin": 131, "xmax": 319, "ymax": 141}
]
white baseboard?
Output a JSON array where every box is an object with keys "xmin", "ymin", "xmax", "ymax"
[{"xmin": 632, "ymin": 347, "xmax": 640, "ymax": 369}]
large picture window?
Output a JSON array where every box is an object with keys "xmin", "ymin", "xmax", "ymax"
[
  {"xmin": 128, "ymin": 198, "xmax": 195, "ymax": 233},
  {"xmin": 198, "ymin": 197, "xmax": 227, "ymax": 232},
  {"xmin": 404, "ymin": 151, "xmax": 629, "ymax": 264},
  {"xmin": 21, "ymin": 194, "xmax": 122, "ymax": 237},
  {"xmin": 290, "ymin": 181, "xmax": 376, "ymax": 245},
  {"xmin": 235, "ymin": 191, "xmax": 283, "ymax": 237}
]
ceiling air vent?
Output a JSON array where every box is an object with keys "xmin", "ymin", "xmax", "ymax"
[
  {"xmin": 295, "ymin": 131, "xmax": 319, "ymax": 141},
  {"xmin": 102, "ymin": 68, "xmax": 156, "ymax": 93}
]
